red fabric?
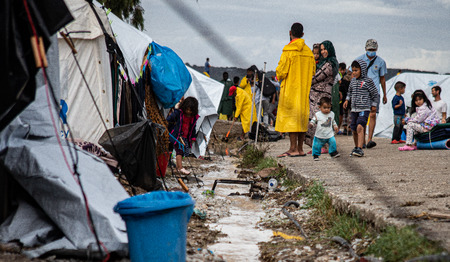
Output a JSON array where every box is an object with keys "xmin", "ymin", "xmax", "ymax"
[
  {"xmin": 181, "ymin": 115, "xmax": 193, "ymax": 138},
  {"xmin": 229, "ymin": 85, "xmax": 237, "ymax": 96}
]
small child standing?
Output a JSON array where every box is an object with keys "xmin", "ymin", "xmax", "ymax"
[
  {"xmin": 399, "ymin": 91, "xmax": 440, "ymax": 151},
  {"xmin": 391, "ymin": 81, "xmax": 406, "ymax": 144},
  {"xmin": 166, "ymin": 97, "xmax": 199, "ymax": 175},
  {"xmin": 343, "ymin": 59, "xmax": 379, "ymax": 157},
  {"xmin": 308, "ymin": 97, "xmax": 340, "ymax": 161}
]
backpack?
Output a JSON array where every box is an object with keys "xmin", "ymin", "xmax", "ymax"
[
  {"xmin": 248, "ymin": 122, "xmax": 282, "ymax": 142},
  {"xmin": 256, "ymin": 72, "xmax": 276, "ymax": 97}
]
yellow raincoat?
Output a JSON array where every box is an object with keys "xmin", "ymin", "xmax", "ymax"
[
  {"xmin": 275, "ymin": 38, "xmax": 315, "ymax": 132},
  {"xmin": 234, "ymin": 87, "xmax": 256, "ymax": 133},
  {"xmin": 239, "ymin": 76, "xmax": 253, "ymax": 96}
]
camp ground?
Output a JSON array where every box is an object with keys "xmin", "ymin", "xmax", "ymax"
[
  {"xmin": 1, "ymin": 0, "xmax": 450, "ymax": 261},
  {"xmin": 1, "ymin": 0, "xmax": 222, "ymax": 259}
]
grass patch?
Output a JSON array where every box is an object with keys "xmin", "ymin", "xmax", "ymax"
[
  {"xmin": 255, "ymin": 157, "xmax": 278, "ymax": 171},
  {"xmin": 240, "ymin": 144, "xmax": 267, "ymax": 168},
  {"xmin": 367, "ymin": 226, "xmax": 444, "ymax": 261},
  {"xmin": 301, "ymin": 181, "xmax": 371, "ymax": 240}
]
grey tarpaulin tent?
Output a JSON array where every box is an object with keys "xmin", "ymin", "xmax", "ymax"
[{"xmin": 0, "ymin": 34, "xmax": 129, "ymax": 259}]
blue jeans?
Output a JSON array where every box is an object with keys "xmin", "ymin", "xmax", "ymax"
[{"xmin": 312, "ymin": 136, "xmax": 337, "ymax": 156}]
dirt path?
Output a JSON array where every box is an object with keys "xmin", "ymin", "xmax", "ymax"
[{"xmin": 266, "ymin": 135, "xmax": 450, "ymax": 250}]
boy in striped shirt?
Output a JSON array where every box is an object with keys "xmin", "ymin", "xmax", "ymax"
[{"xmin": 343, "ymin": 59, "xmax": 379, "ymax": 157}]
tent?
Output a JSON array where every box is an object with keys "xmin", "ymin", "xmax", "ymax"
[
  {"xmin": 58, "ymin": 0, "xmax": 115, "ymax": 143},
  {"xmin": 0, "ymin": 34, "xmax": 129, "ymax": 258},
  {"xmin": 106, "ymin": 8, "xmax": 222, "ymax": 156},
  {"xmin": 374, "ymin": 73, "xmax": 450, "ymax": 138}
]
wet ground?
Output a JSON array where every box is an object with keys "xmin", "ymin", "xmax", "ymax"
[{"xmin": 1, "ymin": 119, "xmax": 448, "ymax": 261}]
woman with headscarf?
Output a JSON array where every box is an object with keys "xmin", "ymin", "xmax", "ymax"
[{"xmin": 305, "ymin": 40, "xmax": 339, "ymax": 149}]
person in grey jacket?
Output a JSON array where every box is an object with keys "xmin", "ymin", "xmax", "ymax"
[{"xmin": 343, "ymin": 59, "xmax": 379, "ymax": 157}]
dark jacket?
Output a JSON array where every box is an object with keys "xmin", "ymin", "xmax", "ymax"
[
  {"xmin": 217, "ymin": 79, "xmax": 234, "ymax": 116},
  {"xmin": 166, "ymin": 109, "xmax": 199, "ymax": 148}
]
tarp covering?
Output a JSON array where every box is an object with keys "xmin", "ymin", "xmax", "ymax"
[
  {"xmin": 185, "ymin": 66, "xmax": 223, "ymax": 156},
  {"xmin": 105, "ymin": 6, "xmax": 223, "ymax": 156},
  {"xmin": 374, "ymin": 73, "xmax": 450, "ymax": 138},
  {"xmin": 58, "ymin": 0, "xmax": 114, "ymax": 143},
  {"xmin": 0, "ymin": 35, "xmax": 129, "ymax": 259},
  {"xmin": 105, "ymin": 8, "xmax": 152, "ymax": 82}
]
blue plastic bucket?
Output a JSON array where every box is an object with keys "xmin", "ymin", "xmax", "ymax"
[{"xmin": 114, "ymin": 191, "xmax": 195, "ymax": 262}]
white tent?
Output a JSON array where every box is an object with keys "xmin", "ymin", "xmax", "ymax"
[
  {"xmin": 374, "ymin": 72, "xmax": 450, "ymax": 138},
  {"xmin": 185, "ymin": 66, "xmax": 222, "ymax": 156},
  {"xmin": 58, "ymin": 0, "xmax": 114, "ymax": 143},
  {"xmin": 106, "ymin": 9, "xmax": 222, "ymax": 156}
]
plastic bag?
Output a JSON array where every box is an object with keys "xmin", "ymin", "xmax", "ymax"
[{"xmin": 150, "ymin": 42, "xmax": 192, "ymax": 108}]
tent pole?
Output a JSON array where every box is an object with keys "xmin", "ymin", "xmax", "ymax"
[{"xmin": 255, "ymin": 63, "xmax": 266, "ymax": 145}]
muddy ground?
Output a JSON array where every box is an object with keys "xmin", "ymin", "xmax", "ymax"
[
  {"xmin": 1, "ymin": 119, "xmax": 448, "ymax": 261},
  {"xmin": 216, "ymin": 119, "xmax": 450, "ymax": 251}
]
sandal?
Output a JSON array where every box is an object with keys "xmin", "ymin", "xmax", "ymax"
[
  {"xmin": 398, "ymin": 145, "xmax": 417, "ymax": 151},
  {"xmin": 277, "ymin": 152, "xmax": 291, "ymax": 158},
  {"xmin": 179, "ymin": 168, "xmax": 191, "ymax": 175}
]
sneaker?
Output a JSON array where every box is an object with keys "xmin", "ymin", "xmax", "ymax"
[
  {"xmin": 398, "ymin": 145, "xmax": 417, "ymax": 151},
  {"xmin": 366, "ymin": 140, "xmax": 377, "ymax": 148},
  {"xmin": 362, "ymin": 144, "xmax": 366, "ymax": 149},
  {"xmin": 313, "ymin": 156, "xmax": 319, "ymax": 161},
  {"xmin": 352, "ymin": 147, "xmax": 364, "ymax": 157},
  {"xmin": 391, "ymin": 140, "xmax": 399, "ymax": 144},
  {"xmin": 321, "ymin": 148, "xmax": 329, "ymax": 154},
  {"xmin": 307, "ymin": 150, "xmax": 312, "ymax": 154},
  {"xmin": 330, "ymin": 151, "xmax": 340, "ymax": 158},
  {"xmin": 399, "ymin": 140, "xmax": 406, "ymax": 143}
]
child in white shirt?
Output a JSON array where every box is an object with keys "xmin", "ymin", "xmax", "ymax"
[{"xmin": 308, "ymin": 97, "xmax": 340, "ymax": 161}]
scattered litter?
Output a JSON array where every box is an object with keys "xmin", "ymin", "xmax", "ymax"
[
  {"xmin": 281, "ymin": 201, "xmax": 308, "ymax": 239},
  {"xmin": 332, "ymin": 236, "xmax": 359, "ymax": 259},
  {"xmin": 194, "ymin": 209, "xmax": 207, "ymax": 220},
  {"xmin": 211, "ymin": 179, "xmax": 254, "ymax": 192},
  {"xmin": 273, "ymin": 231, "xmax": 304, "ymax": 241}
]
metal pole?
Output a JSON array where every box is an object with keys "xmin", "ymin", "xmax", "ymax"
[
  {"xmin": 255, "ymin": 62, "xmax": 266, "ymax": 145},
  {"xmin": 249, "ymin": 71, "xmax": 257, "ymax": 133}
]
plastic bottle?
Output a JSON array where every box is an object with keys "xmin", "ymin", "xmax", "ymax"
[{"xmin": 268, "ymin": 178, "xmax": 278, "ymax": 191}]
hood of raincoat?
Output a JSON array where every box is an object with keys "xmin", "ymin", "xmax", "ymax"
[
  {"xmin": 283, "ymin": 38, "xmax": 306, "ymax": 52},
  {"xmin": 354, "ymin": 59, "xmax": 368, "ymax": 80}
]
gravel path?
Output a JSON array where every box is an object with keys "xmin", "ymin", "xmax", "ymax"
[{"xmin": 266, "ymin": 135, "xmax": 450, "ymax": 251}]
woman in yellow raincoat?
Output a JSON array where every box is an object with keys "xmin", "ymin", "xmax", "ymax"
[
  {"xmin": 275, "ymin": 23, "xmax": 315, "ymax": 157},
  {"xmin": 234, "ymin": 86, "xmax": 256, "ymax": 139}
]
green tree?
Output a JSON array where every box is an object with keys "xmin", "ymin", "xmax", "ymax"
[{"xmin": 98, "ymin": 0, "xmax": 145, "ymax": 30}]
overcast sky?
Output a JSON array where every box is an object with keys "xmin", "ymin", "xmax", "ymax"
[{"xmin": 142, "ymin": 0, "xmax": 450, "ymax": 74}]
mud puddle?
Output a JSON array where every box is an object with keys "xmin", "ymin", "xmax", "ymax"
[{"xmin": 190, "ymin": 155, "xmax": 272, "ymax": 261}]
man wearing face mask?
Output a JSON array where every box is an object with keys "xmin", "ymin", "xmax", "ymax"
[{"xmin": 354, "ymin": 39, "xmax": 387, "ymax": 149}]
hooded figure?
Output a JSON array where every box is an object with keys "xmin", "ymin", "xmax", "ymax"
[
  {"xmin": 306, "ymin": 40, "xmax": 339, "ymax": 147},
  {"xmin": 234, "ymin": 86, "xmax": 256, "ymax": 134},
  {"xmin": 275, "ymin": 38, "xmax": 316, "ymax": 133},
  {"xmin": 346, "ymin": 59, "xmax": 379, "ymax": 112}
]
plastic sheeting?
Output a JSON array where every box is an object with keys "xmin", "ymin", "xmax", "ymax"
[
  {"xmin": 104, "ymin": 7, "xmax": 152, "ymax": 82},
  {"xmin": 0, "ymin": 35, "xmax": 129, "ymax": 259},
  {"xmin": 374, "ymin": 73, "xmax": 450, "ymax": 138},
  {"xmin": 185, "ymin": 66, "xmax": 223, "ymax": 157}
]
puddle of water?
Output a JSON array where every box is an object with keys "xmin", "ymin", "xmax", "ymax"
[{"xmin": 193, "ymin": 157, "xmax": 272, "ymax": 261}]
